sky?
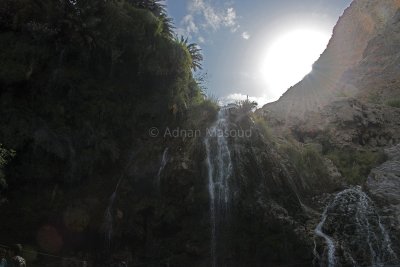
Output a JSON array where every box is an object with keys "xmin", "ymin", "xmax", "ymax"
[{"xmin": 166, "ymin": 0, "xmax": 353, "ymax": 106}]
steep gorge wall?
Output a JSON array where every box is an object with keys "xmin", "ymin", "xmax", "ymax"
[{"xmin": 263, "ymin": 0, "xmax": 400, "ymax": 121}]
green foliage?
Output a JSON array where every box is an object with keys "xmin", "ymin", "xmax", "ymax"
[
  {"xmin": 175, "ymin": 36, "xmax": 203, "ymax": 71},
  {"xmin": 185, "ymin": 97, "xmax": 219, "ymax": 130},
  {"xmin": 0, "ymin": 0, "xmax": 204, "ymax": 183},
  {"xmin": 128, "ymin": 0, "xmax": 175, "ymax": 38},
  {"xmin": 279, "ymin": 141, "xmax": 329, "ymax": 188},
  {"xmin": 0, "ymin": 0, "xmax": 213, "ymax": 262},
  {"xmin": 326, "ymin": 149, "xmax": 386, "ymax": 184},
  {"xmin": 236, "ymin": 99, "xmax": 258, "ymax": 114},
  {"xmin": 252, "ymin": 115, "xmax": 272, "ymax": 141},
  {"xmin": 336, "ymin": 90, "xmax": 349, "ymax": 98},
  {"xmin": 187, "ymin": 78, "xmax": 204, "ymax": 106},
  {"xmin": 387, "ymin": 99, "xmax": 400, "ymax": 108},
  {"xmin": 367, "ymin": 92, "xmax": 381, "ymax": 104}
]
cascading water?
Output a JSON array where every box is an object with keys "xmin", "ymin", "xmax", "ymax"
[
  {"xmin": 103, "ymin": 178, "xmax": 122, "ymax": 249},
  {"xmin": 314, "ymin": 187, "xmax": 398, "ymax": 267},
  {"xmin": 156, "ymin": 148, "xmax": 169, "ymax": 186},
  {"xmin": 205, "ymin": 108, "xmax": 233, "ymax": 267},
  {"xmin": 102, "ymin": 151, "xmax": 136, "ymax": 249},
  {"xmin": 314, "ymin": 205, "xmax": 336, "ymax": 267}
]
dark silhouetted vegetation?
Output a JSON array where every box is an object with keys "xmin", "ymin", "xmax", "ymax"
[
  {"xmin": 0, "ymin": 1, "xmax": 211, "ymax": 263},
  {"xmin": 0, "ymin": 0, "xmax": 206, "ymax": 184},
  {"xmin": 0, "ymin": 144, "xmax": 15, "ymax": 203}
]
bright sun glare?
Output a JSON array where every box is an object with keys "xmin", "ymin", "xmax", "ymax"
[{"xmin": 261, "ymin": 28, "xmax": 331, "ymax": 98}]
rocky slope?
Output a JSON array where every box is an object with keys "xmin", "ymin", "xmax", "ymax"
[
  {"xmin": 287, "ymin": 98, "xmax": 400, "ymax": 149},
  {"xmin": 257, "ymin": 0, "xmax": 400, "ymax": 266},
  {"xmin": 346, "ymin": 8, "xmax": 400, "ymax": 104},
  {"xmin": 259, "ymin": 0, "xmax": 400, "ymax": 161},
  {"xmin": 367, "ymin": 144, "xmax": 400, "ymax": 234},
  {"xmin": 262, "ymin": 0, "xmax": 400, "ymax": 121}
]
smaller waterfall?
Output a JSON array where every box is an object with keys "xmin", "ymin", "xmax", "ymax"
[
  {"xmin": 314, "ymin": 187, "xmax": 398, "ymax": 267},
  {"xmin": 103, "ymin": 178, "xmax": 122, "ymax": 249},
  {"xmin": 314, "ymin": 206, "xmax": 336, "ymax": 267},
  {"xmin": 205, "ymin": 108, "xmax": 233, "ymax": 267},
  {"xmin": 156, "ymin": 148, "xmax": 169, "ymax": 186},
  {"xmin": 103, "ymin": 150, "xmax": 136, "ymax": 250}
]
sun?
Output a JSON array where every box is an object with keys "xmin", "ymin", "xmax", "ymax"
[{"xmin": 261, "ymin": 28, "xmax": 331, "ymax": 99}]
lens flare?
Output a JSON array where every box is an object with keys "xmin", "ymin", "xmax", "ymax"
[{"xmin": 261, "ymin": 28, "xmax": 330, "ymax": 99}]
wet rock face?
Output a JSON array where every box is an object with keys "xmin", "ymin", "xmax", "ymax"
[
  {"xmin": 314, "ymin": 187, "xmax": 398, "ymax": 267},
  {"xmin": 207, "ymin": 110, "xmax": 340, "ymax": 266},
  {"xmin": 366, "ymin": 144, "xmax": 400, "ymax": 235},
  {"xmin": 384, "ymin": 145, "xmax": 400, "ymax": 161}
]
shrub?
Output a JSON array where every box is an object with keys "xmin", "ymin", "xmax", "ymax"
[
  {"xmin": 367, "ymin": 92, "xmax": 381, "ymax": 104},
  {"xmin": 253, "ymin": 115, "xmax": 273, "ymax": 141},
  {"xmin": 236, "ymin": 99, "xmax": 258, "ymax": 113},
  {"xmin": 184, "ymin": 97, "xmax": 218, "ymax": 130},
  {"xmin": 326, "ymin": 149, "xmax": 386, "ymax": 184},
  {"xmin": 387, "ymin": 99, "xmax": 400, "ymax": 108},
  {"xmin": 278, "ymin": 141, "xmax": 329, "ymax": 188}
]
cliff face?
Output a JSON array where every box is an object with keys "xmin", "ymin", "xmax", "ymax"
[
  {"xmin": 262, "ymin": 0, "xmax": 400, "ymax": 121},
  {"xmin": 346, "ymin": 8, "xmax": 400, "ymax": 103},
  {"xmin": 256, "ymin": 2, "xmax": 400, "ymax": 264}
]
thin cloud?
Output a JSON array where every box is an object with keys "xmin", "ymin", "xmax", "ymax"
[
  {"xmin": 179, "ymin": 0, "xmax": 240, "ymax": 37},
  {"xmin": 242, "ymin": 31, "xmax": 250, "ymax": 40},
  {"xmin": 223, "ymin": 7, "xmax": 237, "ymax": 27},
  {"xmin": 182, "ymin": 14, "xmax": 198, "ymax": 35}
]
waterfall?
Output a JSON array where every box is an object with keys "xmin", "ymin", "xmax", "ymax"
[
  {"xmin": 102, "ymin": 151, "xmax": 136, "ymax": 249},
  {"xmin": 103, "ymin": 178, "xmax": 122, "ymax": 249},
  {"xmin": 156, "ymin": 148, "xmax": 169, "ymax": 186},
  {"xmin": 314, "ymin": 205, "xmax": 336, "ymax": 267},
  {"xmin": 314, "ymin": 187, "xmax": 398, "ymax": 267},
  {"xmin": 205, "ymin": 108, "xmax": 233, "ymax": 267}
]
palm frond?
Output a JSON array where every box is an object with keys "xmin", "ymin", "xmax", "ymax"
[
  {"xmin": 188, "ymin": 43, "xmax": 203, "ymax": 71},
  {"xmin": 159, "ymin": 13, "xmax": 175, "ymax": 38},
  {"xmin": 129, "ymin": 0, "xmax": 174, "ymax": 37}
]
